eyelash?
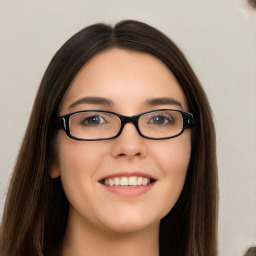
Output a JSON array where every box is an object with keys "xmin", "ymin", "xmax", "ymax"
[{"xmin": 81, "ymin": 115, "xmax": 107, "ymax": 126}]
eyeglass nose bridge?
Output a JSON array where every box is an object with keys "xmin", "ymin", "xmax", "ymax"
[{"xmin": 117, "ymin": 115, "xmax": 142, "ymax": 138}]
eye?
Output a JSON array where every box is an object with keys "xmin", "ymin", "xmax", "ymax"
[
  {"xmin": 149, "ymin": 114, "xmax": 173, "ymax": 125},
  {"xmin": 82, "ymin": 115, "xmax": 106, "ymax": 126}
]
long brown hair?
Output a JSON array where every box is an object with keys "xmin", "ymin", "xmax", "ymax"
[{"xmin": 0, "ymin": 20, "xmax": 218, "ymax": 256}]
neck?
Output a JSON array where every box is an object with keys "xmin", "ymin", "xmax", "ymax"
[{"xmin": 61, "ymin": 209, "xmax": 160, "ymax": 256}]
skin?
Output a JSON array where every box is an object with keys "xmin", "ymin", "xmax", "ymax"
[{"xmin": 51, "ymin": 48, "xmax": 192, "ymax": 256}]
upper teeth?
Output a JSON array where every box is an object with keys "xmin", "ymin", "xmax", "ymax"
[{"xmin": 103, "ymin": 176, "xmax": 151, "ymax": 186}]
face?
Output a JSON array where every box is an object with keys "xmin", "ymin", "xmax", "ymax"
[{"xmin": 51, "ymin": 48, "xmax": 191, "ymax": 234}]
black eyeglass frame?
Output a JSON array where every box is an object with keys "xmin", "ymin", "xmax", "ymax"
[{"xmin": 55, "ymin": 109, "xmax": 196, "ymax": 141}]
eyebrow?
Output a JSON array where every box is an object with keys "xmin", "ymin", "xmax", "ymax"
[
  {"xmin": 68, "ymin": 96, "xmax": 114, "ymax": 108},
  {"xmin": 144, "ymin": 97, "xmax": 183, "ymax": 109},
  {"xmin": 68, "ymin": 96, "xmax": 183, "ymax": 109}
]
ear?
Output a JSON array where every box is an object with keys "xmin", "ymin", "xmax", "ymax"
[{"xmin": 49, "ymin": 161, "xmax": 61, "ymax": 179}]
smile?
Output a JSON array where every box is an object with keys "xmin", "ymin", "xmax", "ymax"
[
  {"xmin": 100, "ymin": 176, "xmax": 155, "ymax": 186},
  {"xmin": 99, "ymin": 173, "xmax": 157, "ymax": 196}
]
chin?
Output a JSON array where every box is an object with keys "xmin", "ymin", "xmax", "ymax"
[
  {"xmin": 107, "ymin": 223, "xmax": 155, "ymax": 234},
  {"xmin": 99, "ymin": 213, "xmax": 160, "ymax": 234}
]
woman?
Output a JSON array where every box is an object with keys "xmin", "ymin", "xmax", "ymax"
[{"xmin": 0, "ymin": 20, "xmax": 218, "ymax": 256}]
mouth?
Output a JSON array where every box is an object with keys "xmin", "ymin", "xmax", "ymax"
[
  {"xmin": 99, "ymin": 176, "xmax": 156, "ymax": 187},
  {"xmin": 98, "ymin": 172, "xmax": 157, "ymax": 196}
]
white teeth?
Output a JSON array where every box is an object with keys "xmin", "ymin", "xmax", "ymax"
[
  {"xmin": 114, "ymin": 177, "xmax": 120, "ymax": 186},
  {"xmin": 120, "ymin": 177, "xmax": 128, "ymax": 186},
  {"xmin": 108, "ymin": 179, "xmax": 114, "ymax": 186},
  {"xmin": 128, "ymin": 176, "xmax": 137, "ymax": 186},
  {"xmin": 103, "ymin": 176, "xmax": 152, "ymax": 186},
  {"xmin": 142, "ymin": 177, "xmax": 149, "ymax": 186}
]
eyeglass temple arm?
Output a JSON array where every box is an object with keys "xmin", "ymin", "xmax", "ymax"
[
  {"xmin": 53, "ymin": 117, "xmax": 66, "ymax": 130},
  {"xmin": 187, "ymin": 114, "xmax": 198, "ymax": 127}
]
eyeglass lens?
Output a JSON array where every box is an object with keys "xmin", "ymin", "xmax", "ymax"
[{"xmin": 68, "ymin": 110, "xmax": 184, "ymax": 140}]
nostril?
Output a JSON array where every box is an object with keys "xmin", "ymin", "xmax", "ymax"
[{"xmin": 117, "ymin": 152, "xmax": 141, "ymax": 157}]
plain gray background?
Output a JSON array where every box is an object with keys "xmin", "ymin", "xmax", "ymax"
[{"xmin": 0, "ymin": 0, "xmax": 255, "ymax": 255}]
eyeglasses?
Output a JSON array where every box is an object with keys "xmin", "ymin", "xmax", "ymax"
[{"xmin": 55, "ymin": 109, "xmax": 195, "ymax": 141}]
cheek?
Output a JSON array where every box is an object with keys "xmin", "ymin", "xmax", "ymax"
[
  {"xmin": 57, "ymin": 135, "xmax": 107, "ymax": 176},
  {"xmin": 151, "ymin": 132, "xmax": 191, "ymax": 176},
  {"xmin": 55, "ymin": 137, "xmax": 113, "ymax": 222},
  {"xmin": 149, "ymin": 133, "xmax": 191, "ymax": 215},
  {"xmin": 55, "ymin": 135, "xmax": 108, "ymax": 199}
]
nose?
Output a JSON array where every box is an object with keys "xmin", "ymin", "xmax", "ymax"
[{"xmin": 110, "ymin": 122, "xmax": 148, "ymax": 159}]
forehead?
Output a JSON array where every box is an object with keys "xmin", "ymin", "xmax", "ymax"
[{"xmin": 60, "ymin": 48, "xmax": 188, "ymax": 114}]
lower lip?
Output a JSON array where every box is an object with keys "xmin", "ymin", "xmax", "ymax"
[{"xmin": 100, "ymin": 182, "xmax": 155, "ymax": 197}]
